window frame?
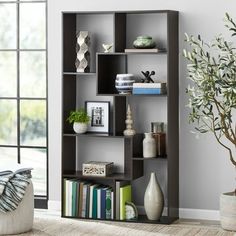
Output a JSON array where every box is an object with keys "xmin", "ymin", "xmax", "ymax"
[{"xmin": 0, "ymin": 0, "xmax": 48, "ymax": 209}]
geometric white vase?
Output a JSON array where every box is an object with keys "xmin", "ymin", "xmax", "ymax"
[{"xmin": 144, "ymin": 172, "xmax": 164, "ymax": 220}]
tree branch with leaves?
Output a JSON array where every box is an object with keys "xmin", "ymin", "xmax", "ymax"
[{"xmin": 183, "ymin": 13, "xmax": 236, "ymax": 167}]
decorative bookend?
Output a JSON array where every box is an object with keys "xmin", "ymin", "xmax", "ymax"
[
  {"xmin": 75, "ymin": 31, "xmax": 90, "ymax": 73},
  {"xmin": 123, "ymin": 104, "xmax": 136, "ymax": 136}
]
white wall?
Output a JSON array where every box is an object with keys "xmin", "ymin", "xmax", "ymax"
[{"xmin": 48, "ymin": 0, "xmax": 236, "ymax": 215}]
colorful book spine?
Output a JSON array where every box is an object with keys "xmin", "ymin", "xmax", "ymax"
[
  {"xmin": 89, "ymin": 184, "xmax": 98, "ymax": 218},
  {"xmin": 82, "ymin": 184, "xmax": 88, "ymax": 217},
  {"xmin": 72, "ymin": 181, "xmax": 77, "ymax": 217},
  {"xmin": 101, "ymin": 188, "xmax": 107, "ymax": 219},
  {"xmin": 85, "ymin": 184, "xmax": 90, "ymax": 218},
  {"xmin": 120, "ymin": 185, "xmax": 131, "ymax": 220},
  {"xmin": 63, "ymin": 179, "xmax": 67, "ymax": 216},
  {"xmin": 78, "ymin": 182, "xmax": 84, "ymax": 217},
  {"xmin": 133, "ymin": 83, "xmax": 163, "ymax": 88},
  {"xmin": 92, "ymin": 187, "xmax": 98, "ymax": 218},
  {"xmin": 97, "ymin": 188, "xmax": 101, "ymax": 219},
  {"xmin": 76, "ymin": 181, "xmax": 80, "ymax": 217},
  {"xmin": 133, "ymin": 88, "xmax": 162, "ymax": 94},
  {"xmin": 106, "ymin": 188, "xmax": 112, "ymax": 219},
  {"xmin": 111, "ymin": 191, "xmax": 114, "ymax": 220},
  {"xmin": 67, "ymin": 180, "xmax": 73, "ymax": 217}
]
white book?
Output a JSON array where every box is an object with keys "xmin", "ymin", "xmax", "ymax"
[
  {"xmin": 111, "ymin": 191, "xmax": 114, "ymax": 220},
  {"xmin": 65, "ymin": 180, "xmax": 69, "ymax": 216},
  {"xmin": 68, "ymin": 180, "xmax": 73, "ymax": 217},
  {"xmin": 133, "ymin": 83, "xmax": 166, "ymax": 88},
  {"xmin": 97, "ymin": 188, "xmax": 101, "ymax": 219},
  {"xmin": 124, "ymin": 48, "xmax": 160, "ymax": 53},
  {"xmin": 81, "ymin": 184, "xmax": 88, "ymax": 218}
]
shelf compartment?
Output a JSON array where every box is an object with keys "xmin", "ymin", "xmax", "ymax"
[
  {"xmin": 63, "ymin": 170, "xmax": 130, "ymax": 180},
  {"xmin": 97, "ymin": 54, "xmax": 126, "ymax": 94},
  {"xmin": 97, "ymin": 53, "xmax": 167, "ymax": 95}
]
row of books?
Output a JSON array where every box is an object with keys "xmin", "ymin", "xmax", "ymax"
[
  {"xmin": 132, "ymin": 83, "xmax": 167, "ymax": 95},
  {"xmin": 64, "ymin": 179, "xmax": 131, "ymax": 220}
]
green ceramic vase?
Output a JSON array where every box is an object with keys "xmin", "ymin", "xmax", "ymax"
[{"xmin": 133, "ymin": 35, "xmax": 156, "ymax": 49}]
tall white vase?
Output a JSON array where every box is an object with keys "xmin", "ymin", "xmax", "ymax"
[{"xmin": 144, "ymin": 172, "xmax": 164, "ymax": 220}]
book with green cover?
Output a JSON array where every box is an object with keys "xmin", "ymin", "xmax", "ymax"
[
  {"xmin": 106, "ymin": 188, "xmax": 112, "ymax": 219},
  {"xmin": 92, "ymin": 187, "xmax": 98, "ymax": 218},
  {"xmin": 115, "ymin": 181, "xmax": 129, "ymax": 220},
  {"xmin": 71, "ymin": 181, "xmax": 77, "ymax": 217},
  {"xmin": 89, "ymin": 184, "xmax": 98, "ymax": 218},
  {"xmin": 120, "ymin": 185, "xmax": 131, "ymax": 220}
]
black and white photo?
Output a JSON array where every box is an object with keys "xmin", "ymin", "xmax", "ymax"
[{"xmin": 85, "ymin": 101, "xmax": 110, "ymax": 133}]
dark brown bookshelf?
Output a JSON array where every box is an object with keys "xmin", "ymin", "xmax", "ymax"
[{"xmin": 62, "ymin": 10, "xmax": 179, "ymax": 224}]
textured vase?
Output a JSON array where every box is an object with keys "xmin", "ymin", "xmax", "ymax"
[
  {"xmin": 75, "ymin": 31, "xmax": 90, "ymax": 73},
  {"xmin": 73, "ymin": 122, "xmax": 88, "ymax": 134},
  {"xmin": 133, "ymin": 35, "xmax": 156, "ymax": 49},
  {"xmin": 220, "ymin": 192, "xmax": 236, "ymax": 231},
  {"xmin": 143, "ymin": 133, "xmax": 156, "ymax": 158},
  {"xmin": 144, "ymin": 172, "xmax": 164, "ymax": 220}
]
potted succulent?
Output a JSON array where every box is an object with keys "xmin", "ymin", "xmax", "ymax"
[
  {"xmin": 67, "ymin": 109, "xmax": 90, "ymax": 134},
  {"xmin": 183, "ymin": 13, "xmax": 236, "ymax": 231}
]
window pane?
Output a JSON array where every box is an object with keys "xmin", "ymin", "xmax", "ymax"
[
  {"xmin": 0, "ymin": 100, "xmax": 17, "ymax": 145},
  {"xmin": 0, "ymin": 4, "xmax": 16, "ymax": 49},
  {"xmin": 21, "ymin": 148, "xmax": 46, "ymax": 196},
  {"xmin": 0, "ymin": 52, "xmax": 17, "ymax": 97},
  {"xmin": 20, "ymin": 51, "xmax": 46, "ymax": 98},
  {"xmin": 0, "ymin": 147, "xmax": 17, "ymax": 167},
  {"xmin": 20, "ymin": 100, "xmax": 46, "ymax": 146},
  {"xmin": 20, "ymin": 3, "xmax": 46, "ymax": 49}
]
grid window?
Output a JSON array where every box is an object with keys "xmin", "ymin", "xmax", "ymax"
[{"xmin": 0, "ymin": 0, "xmax": 47, "ymax": 201}]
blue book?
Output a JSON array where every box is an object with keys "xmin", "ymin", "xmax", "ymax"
[
  {"xmin": 101, "ymin": 187, "xmax": 107, "ymax": 219},
  {"xmin": 133, "ymin": 88, "xmax": 162, "ymax": 94}
]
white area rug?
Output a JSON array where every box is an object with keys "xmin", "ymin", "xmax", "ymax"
[{"xmin": 11, "ymin": 216, "xmax": 235, "ymax": 236}]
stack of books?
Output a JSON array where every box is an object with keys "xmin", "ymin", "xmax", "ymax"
[
  {"xmin": 64, "ymin": 179, "xmax": 133, "ymax": 221},
  {"xmin": 64, "ymin": 179, "xmax": 114, "ymax": 219},
  {"xmin": 132, "ymin": 83, "xmax": 167, "ymax": 95}
]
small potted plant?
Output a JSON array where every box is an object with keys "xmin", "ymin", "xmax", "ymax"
[
  {"xmin": 183, "ymin": 13, "xmax": 236, "ymax": 231},
  {"xmin": 67, "ymin": 109, "xmax": 90, "ymax": 134}
]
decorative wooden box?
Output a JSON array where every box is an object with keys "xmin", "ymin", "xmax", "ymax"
[{"xmin": 82, "ymin": 161, "xmax": 114, "ymax": 177}]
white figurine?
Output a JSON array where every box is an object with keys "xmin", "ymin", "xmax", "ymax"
[
  {"xmin": 102, "ymin": 43, "xmax": 113, "ymax": 53},
  {"xmin": 123, "ymin": 104, "xmax": 136, "ymax": 136}
]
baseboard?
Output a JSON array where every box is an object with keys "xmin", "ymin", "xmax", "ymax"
[
  {"xmin": 48, "ymin": 202, "xmax": 220, "ymax": 221},
  {"xmin": 179, "ymin": 208, "xmax": 220, "ymax": 221},
  {"xmin": 48, "ymin": 200, "xmax": 61, "ymax": 211}
]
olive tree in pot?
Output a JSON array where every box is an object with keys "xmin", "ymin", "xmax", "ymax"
[
  {"xmin": 184, "ymin": 13, "xmax": 236, "ymax": 231},
  {"xmin": 67, "ymin": 109, "xmax": 90, "ymax": 134}
]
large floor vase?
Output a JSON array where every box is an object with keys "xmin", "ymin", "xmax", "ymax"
[
  {"xmin": 220, "ymin": 192, "xmax": 236, "ymax": 231},
  {"xmin": 144, "ymin": 172, "xmax": 164, "ymax": 220}
]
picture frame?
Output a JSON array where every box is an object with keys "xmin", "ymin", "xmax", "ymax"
[{"xmin": 85, "ymin": 101, "xmax": 110, "ymax": 133}]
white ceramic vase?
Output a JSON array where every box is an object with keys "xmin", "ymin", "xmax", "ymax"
[
  {"xmin": 73, "ymin": 122, "xmax": 88, "ymax": 134},
  {"xmin": 220, "ymin": 192, "xmax": 236, "ymax": 231},
  {"xmin": 144, "ymin": 172, "xmax": 164, "ymax": 220},
  {"xmin": 143, "ymin": 133, "xmax": 156, "ymax": 158}
]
